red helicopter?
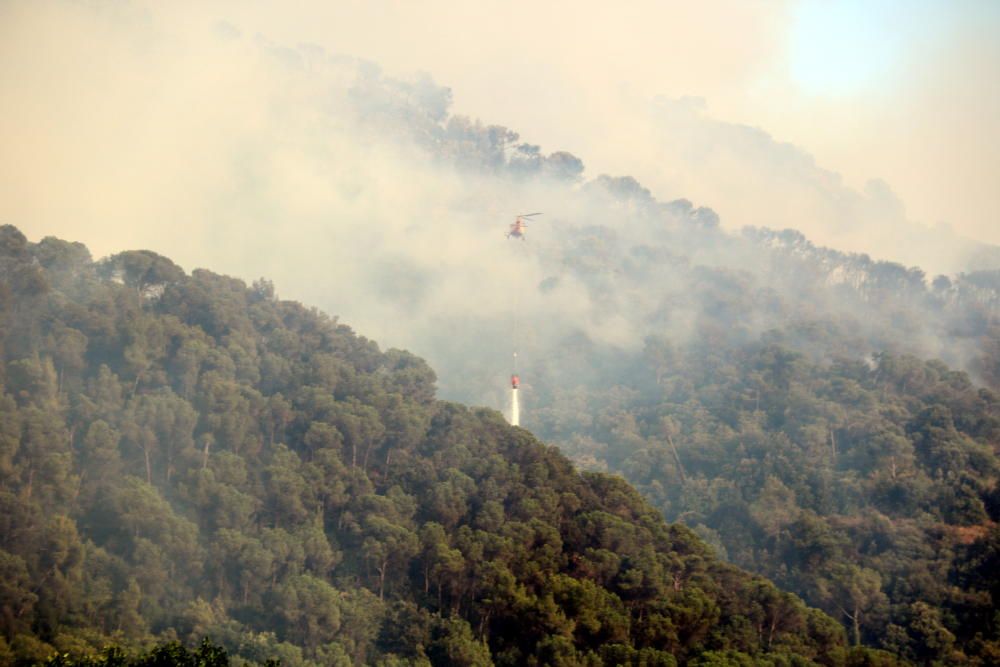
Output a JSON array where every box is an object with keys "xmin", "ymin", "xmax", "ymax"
[
  {"xmin": 506, "ymin": 212, "xmax": 542, "ymax": 240},
  {"xmin": 511, "ymin": 374, "xmax": 520, "ymax": 389}
]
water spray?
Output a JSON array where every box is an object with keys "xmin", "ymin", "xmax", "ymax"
[
  {"xmin": 511, "ymin": 352, "xmax": 520, "ymax": 426},
  {"xmin": 505, "ymin": 213, "xmax": 538, "ymax": 427}
]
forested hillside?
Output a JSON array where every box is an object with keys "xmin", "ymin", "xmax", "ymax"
[
  {"xmin": 2, "ymin": 33, "xmax": 998, "ymax": 667},
  {"xmin": 367, "ymin": 91, "xmax": 1000, "ymax": 661},
  {"xmin": 530, "ymin": 334, "xmax": 1000, "ymax": 664},
  {"xmin": 379, "ymin": 114, "xmax": 1000, "ymax": 666},
  {"xmin": 5, "ymin": 7, "xmax": 1000, "ymax": 667},
  {"xmin": 502, "ymin": 216, "xmax": 1000, "ymax": 664},
  {"xmin": 0, "ymin": 225, "xmax": 888, "ymax": 666}
]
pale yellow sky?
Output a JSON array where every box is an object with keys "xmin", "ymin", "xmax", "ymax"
[
  {"xmin": 180, "ymin": 0, "xmax": 999, "ymax": 246},
  {"xmin": 1, "ymin": 0, "xmax": 998, "ymax": 259}
]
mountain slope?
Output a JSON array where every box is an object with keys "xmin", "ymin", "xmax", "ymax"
[{"xmin": 0, "ymin": 226, "xmax": 886, "ymax": 666}]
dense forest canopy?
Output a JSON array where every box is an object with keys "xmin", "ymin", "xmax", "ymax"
[
  {"xmin": 480, "ymin": 199, "xmax": 1000, "ymax": 664},
  {"xmin": 4, "ymin": 80, "xmax": 1000, "ymax": 661},
  {"xmin": 2, "ymin": 59, "xmax": 1000, "ymax": 666},
  {"xmin": 528, "ymin": 332, "xmax": 1000, "ymax": 662},
  {"xmin": 336, "ymin": 70, "xmax": 1000, "ymax": 662},
  {"xmin": 4, "ymin": 7, "xmax": 1000, "ymax": 667},
  {"xmin": 0, "ymin": 225, "xmax": 901, "ymax": 666}
]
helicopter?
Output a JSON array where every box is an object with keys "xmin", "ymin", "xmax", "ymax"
[{"xmin": 506, "ymin": 212, "xmax": 542, "ymax": 240}]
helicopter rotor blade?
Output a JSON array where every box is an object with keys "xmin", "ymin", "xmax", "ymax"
[{"xmin": 518, "ymin": 212, "xmax": 543, "ymax": 217}]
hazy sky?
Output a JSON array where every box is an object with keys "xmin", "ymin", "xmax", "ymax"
[
  {"xmin": 177, "ymin": 0, "xmax": 999, "ymax": 245},
  {"xmin": 1, "ymin": 0, "xmax": 998, "ymax": 256}
]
